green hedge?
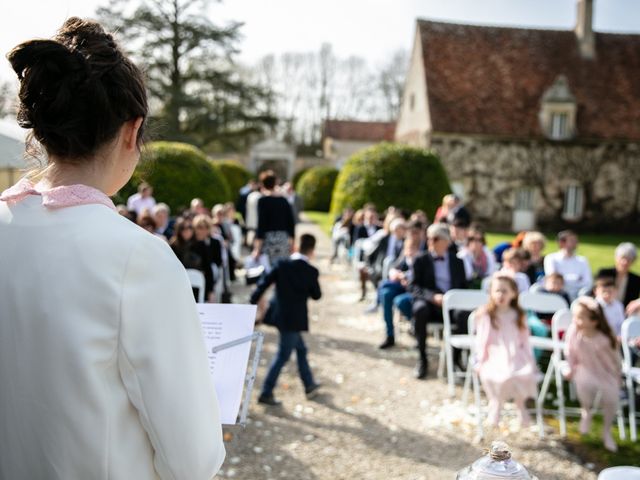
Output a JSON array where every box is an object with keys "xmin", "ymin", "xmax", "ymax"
[
  {"xmin": 215, "ymin": 160, "xmax": 252, "ymax": 198},
  {"xmin": 292, "ymin": 167, "xmax": 310, "ymax": 189},
  {"xmin": 114, "ymin": 141, "xmax": 231, "ymax": 212},
  {"xmin": 330, "ymin": 142, "xmax": 450, "ymax": 218},
  {"xmin": 297, "ymin": 166, "xmax": 339, "ymax": 212}
]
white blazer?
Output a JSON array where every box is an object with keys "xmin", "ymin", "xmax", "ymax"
[{"xmin": 0, "ymin": 195, "xmax": 225, "ymax": 479}]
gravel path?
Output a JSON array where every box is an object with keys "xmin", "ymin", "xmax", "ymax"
[{"xmin": 220, "ymin": 219, "xmax": 597, "ymax": 479}]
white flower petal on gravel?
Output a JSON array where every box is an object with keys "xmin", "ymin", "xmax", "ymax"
[
  {"xmin": 255, "ymin": 421, "xmax": 263, "ymax": 428},
  {"xmin": 230, "ymin": 457, "xmax": 240, "ymax": 465},
  {"xmin": 304, "ymin": 434, "xmax": 315, "ymax": 442},
  {"xmin": 274, "ymin": 455, "xmax": 283, "ymax": 462},
  {"xmin": 253, "ymin": 446, "xmax": 264, "ymax": 454},
  {"xmin": 335, "ymin": 374, "xmax": 344, "ymax": 384}
]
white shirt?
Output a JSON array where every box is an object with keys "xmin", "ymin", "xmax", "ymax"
[
  {"xmin": 498, "ymin": 268, "xmax": 531, "ymax": 293},
  {"xmin": 597, "ymin": 297, "xmax": 626, "ymax": 337},
  {"xmin": 127, "ymin": 192, "xmax": 156, "ymax": 216},
  {"xmin": 0, "ymin": 196, "xmax": 225, "ymax": 479},
  {"xmin": 544, "ymin": 250, "xmax": 593, "ymax": 300},
  {"xmin": 245, "ymin": 190, "xmax": 262, "ymax": 230}
]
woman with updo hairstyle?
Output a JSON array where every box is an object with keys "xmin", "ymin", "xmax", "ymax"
[{"xmin": 0, "ymin": 18, "xmax": 225, "ymax": 479}]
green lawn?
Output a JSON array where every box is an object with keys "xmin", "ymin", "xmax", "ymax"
[{"xmin": 304, "ymin": 211, "xmax": 640, "ymax": 275}]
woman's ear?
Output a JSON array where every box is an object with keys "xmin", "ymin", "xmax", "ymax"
[{"xmin": 122, "ymin": 117, "xmax": 144, "ymax": 151}]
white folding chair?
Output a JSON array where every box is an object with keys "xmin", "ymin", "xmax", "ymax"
[
  {"xmin": 598, "ymin": 466, "xmax": 640, "ymax": 480},
  {"xmin": 519, "ymin": 291, "xmax": 568, "ymax": 315},
  {"xmin": 442, "ymin": 289, "xmax": 489, "ymax": 397},
  {"xmin": 186, "ymin": 268, "xmax": 206, "ymax": 303},
  {"xmin": 622, "ymin": 316, "xmax": 640, "ymax": 441},
  {"xmin": 537, "ymin": 309, "xmax": 571, "ymax": 436},
  {"xmin": 467, "ymin": 311, "xmax": 544, "ymax": 439}
]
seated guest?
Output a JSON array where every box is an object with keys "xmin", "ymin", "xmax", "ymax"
[
  {"xmin": 138, "ymin": 212, "xmax": 167, "ymax": 242},
  {"xmin": 376, "ymin": 221, "xmax": 424, "ymax": 349},
  {"xmin": 213, "ymin": 203, "xmax": 238, "ymax": 282},
  {"xmin": 538, "ymin": 273, "xmax": 571, "ymax": 309},
  {"xmin": 498, "ymin": 248, "xmax": 531, "ymax": 293},
  {"xmin": 544, "ymin": 230, "xmax": 592, "ymax": 300},
  {"xmin": 410, "ymin": 209, "xmax": 429, "ymax": 226},
  {"xmin": 152, "ymin": 202, "xmax": 174, "ymax": 239},
  {"xmin": 434, "ymin": 194, "xmax": 455, "ymax": 223},
  {"xmin": 330, "ymin": 207, "xmax": 355, "ymax": 263},
  {"xmin": 189, "ymin": 197, "xmax": 209, "ymax": 217},
  {"xmin": 361, "ymin": 217, "xmax": 406, "ymax": 304},
  {"xmin": 597, "ymin": 242, "xmax": 640, "ymax": 315},
  {"xmin": 127, "ymin": 182, "xmax": 156, "ymax": 217},
  {"xmin": 445, "ymin": 194, "xmax": 472, "ymax": 227},
  {"xmin": 448, "ymin": 218, "xmax": 469, "ymax": 254},
  {"xmin": 522, "ymin": 231, "xmax": 546, "ymax": 284},
  {"xmin": 410, "ymin": 223, "xmax": 468, "ymax": 379},
  {"xmin": 169, "ymin": 218, "xmax": 206, "ymax": 302},
  {"xmin": 192, "ymin": 215, "xmax": 224, "ymax": 303},
  {"xmin": 353, "ymin": 207, "xmax": 381, "ymax": 243},
  {"xmin": 457, "ymin": 226, "xmax": 497, "ymax": 289},
  {"xmin": 594, "ymin": 276, "xmax": 625, "ymax": 339}
]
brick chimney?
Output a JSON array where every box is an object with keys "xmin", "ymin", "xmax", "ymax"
[{"xmin": 575, "ymin": 0, "xmax": 595, "ymax": 59}]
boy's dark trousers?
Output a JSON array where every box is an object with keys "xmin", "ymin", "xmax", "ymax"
[{"xmin": 261, "ymin": 330, "xmax": 315, "ymax": 396}]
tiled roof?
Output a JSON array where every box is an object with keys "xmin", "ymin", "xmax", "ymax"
[
  {"xmin": 323, "ymin": 120, "xmax": 396, "ymax": 142},
  {"xmin": 418, "ymin": 20, "xmax": 640, "ymax": 141}
]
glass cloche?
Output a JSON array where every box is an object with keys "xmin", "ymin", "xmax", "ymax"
[{"xmin": 456, "ymin": 441, "xmax": 539, "ymax": 480}]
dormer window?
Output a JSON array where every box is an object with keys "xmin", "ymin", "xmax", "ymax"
[
  {"xmin": 540, "ymin": 75, "xmax": 577, "ymax": 141},
  {"xmin": 550, "ymin": 112, "xmax": 568, "ymax": 139}
]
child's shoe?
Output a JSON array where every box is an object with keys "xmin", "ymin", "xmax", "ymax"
[{"xmin": 603, "ymin": 432, "xmax": 618, "ymax": 452}]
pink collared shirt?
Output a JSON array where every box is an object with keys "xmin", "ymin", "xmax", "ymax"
[{"xmin": 0, "ymin": 177, "xmax": 117, "ymax": 212}]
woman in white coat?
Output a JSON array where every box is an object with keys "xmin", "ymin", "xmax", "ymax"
[{"xmin": 0, "ymin": 18, "xmax": 225, "ymax": 479}]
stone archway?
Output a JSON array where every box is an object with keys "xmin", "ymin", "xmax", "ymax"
[{"xmin": 250, "ymin": 138, "xmax": 296, "ymax": 181}]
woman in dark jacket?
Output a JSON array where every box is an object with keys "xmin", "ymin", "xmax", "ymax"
[
  {"xmin": 252, "ymin": 170, "xmax": 295, "ymax": 266},
  {"xmin": 597, "ymin": 242, "xmax": 640, "ymax": 313}
]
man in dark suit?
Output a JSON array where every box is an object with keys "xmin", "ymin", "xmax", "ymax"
[
  {"xmin": 410, "ymin": 223, "xmax": 468, "ymax": 379},
  {"xmin": 251, "ymin": 234, "xmax": 322, "ymax": 406}
]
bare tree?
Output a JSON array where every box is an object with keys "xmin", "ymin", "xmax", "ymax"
[
  {"xmin": 377, "ymin": 49, "xmax": 409, "ymax": 121},
  {"xmin": 0, "ymin": 82, "xmax": 15, "ymax": 119}
]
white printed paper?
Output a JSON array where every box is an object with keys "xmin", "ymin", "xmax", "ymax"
[{"xmin": 198, "ymin": 303, "xmax": 257, "ymax": 425}]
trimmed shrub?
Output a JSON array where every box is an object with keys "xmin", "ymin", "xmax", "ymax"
[
  {"xmin": 215, "ymin": 160, "xmax": 252, "ymax": 198},
  {"xmin": 297, "ymin": 166, "xmax": 339, "ymax": 212},
  {"xmin": 115, "ymin": 141, "xmax": 231, "ymax": 212},
  {"xmin": 292, "ymin": 167, "xmax": 310, "ymax": 189},
  {"xmin": 330, "ymin": 142, "xmax": 450, "ymax": 219}
]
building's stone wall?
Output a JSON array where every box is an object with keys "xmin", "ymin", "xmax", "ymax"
[{"xmin": 430, "ymin": 135, "xmax": 640, "ymax": 232}]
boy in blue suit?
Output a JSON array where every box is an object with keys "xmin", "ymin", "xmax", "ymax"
[{"xmin": 251, "ymin": 234, "xmax": 322, "ymax": 406}]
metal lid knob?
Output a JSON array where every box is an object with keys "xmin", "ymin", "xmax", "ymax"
[{"xmin": 456, "ymin": 441, "xmax": 539, "ymax": 480}]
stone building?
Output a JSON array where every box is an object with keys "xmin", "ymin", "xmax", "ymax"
[
  {"xmin": 322, "ymin": 120, "xmax": 396, "ymax": 168},
  {"xmin": 395, "ymin": 0, "xmax": 640, "ymax": 232}
]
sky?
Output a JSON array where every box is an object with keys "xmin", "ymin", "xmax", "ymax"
[{"xmin": 1, "ymin": 0, "xmax": 639, "ymax": 82}]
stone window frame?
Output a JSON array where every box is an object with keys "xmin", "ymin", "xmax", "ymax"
[
  {"xmin": 541, "ymin": 103, "xmax": 576, "ymax": 141},
  {"xmin": 514, "ymin": 187, "xmax": 535, "ymax": 212},
  {"xmin": 562, "ymin": 183, "xmax": 584, "ymax": 220}
]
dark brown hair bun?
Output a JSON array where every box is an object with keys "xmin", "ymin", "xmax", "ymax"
[{"xmin": 7, "ymin": 17, "xmax": 148, "ymax": 162}]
